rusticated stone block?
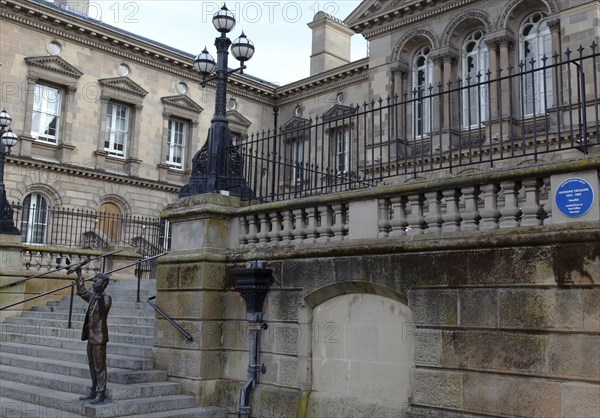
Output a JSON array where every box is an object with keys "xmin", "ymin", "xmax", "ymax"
[
  {"xmin": 282, "ymin": 258, "xmax": 335, "ymax": 291},
  {"xmin": 156, "ymin": 264, "xmax": 178, "ymax": 289},
  {"xmin": 333, "ymin": 255, "xmax": 397, "ymax": 290},
  {"xmin": 178, "ymin": 262, "xmax": 226, "ymax": 290},
  {"xmin": 463, "ymin": 373, "xmax": 561, "ymax": 417},
  {"xmin": 306, "ymin": 392, "xmax": 406, "ymax": 418},
  {"xmin": 254, "ymin": 385, "xmax": 300, "ymax": 418},
  {"xmin": 412, "ymin": 369, "xmax": 463, "ymax": 409},
  {"xmin": 153, "ymin": 346, "xmax": 203, "ymax": 379},
  {"xmin": 154, "ymin": 318, "xmax": 220, "ymax": 350},
  {"xmin": 448, "ymin": 246, "xmax": 555, "ymax": 286},
  {"xmin": 273, "ymin": 323, "xmax": 301, "ymax": 355},
  {"xmin": 391, "ymin": 252, "xmax": 449, "ymax": 289},
  {"xmin": 223, "ymin": 350, "xmax": 247, "ymax": 380},
  {"xmin": 264, "ymin": 289, "xmax": 302, "ymax": 322},
  {"xmin": 414, "ymin": 329, "xmax": 442, "ymax": 366},
  {"xmin": 562, "ymin": 382, "xmax": 600, "ymax": 418},
  {"xmin": 221, "ymin": 320, "xmax": 247, "ymax": 351},
  {"xmin": 583, "ymin": 289, "xmax": 600, "ymax": 331},
  {"xmin": 459, "ymin": 289, "xmax": 498, "ymax": 328},
  {"xmin": 441, "ymin": 330, "xmax": 546, "ymax": 373},
  {"xmin": 498, "ymin": 289, "xmax": 583, "ymax": 330},
  {"xmin": 409, "ymin": 289, "xmax": 458, "ymax": 326},
  {"xmin": 554, "ymin": 242, "xmax": 600, "ymax": 285},
  {"xmin": 200, "ymin": 350, "xmax": 224, "ymax": 379},
  {"xmin": 279, "ymin": 356, "xmax": 299, "ymax": 387},
  {"xmin": 223, "ymin": 291, "xmax": 246, "ymax": 320},
  {"xmin": 255, "ymin": 352, "xmax": 278, "ymax": 384},
  {"xmin": 154, "ymin": 290, "xmax": 224, "ymax": 319},
  {"xmin": 548, "ymin": 334, "xmax": 600, "ymax": 380}
]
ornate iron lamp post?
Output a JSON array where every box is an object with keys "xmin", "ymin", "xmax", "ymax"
[
  {"xmin": 179, "ymin": 3, "xmax": 255, "ymax": 198},
  {"xmin": 0, "ymin": 109, "xmax": 20, "ymax": 235}
]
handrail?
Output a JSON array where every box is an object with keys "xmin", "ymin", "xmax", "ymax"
[
  {"xmin": 0, "ymin": 252, "xmax": 167, "ymax": 313},
  {"xmin": 146, "ymin": 296, "xmax": 194, "ymax": 342},
  {"xmin": 0, "ymin": 250, "xmax": 123, "ymax": 291}
]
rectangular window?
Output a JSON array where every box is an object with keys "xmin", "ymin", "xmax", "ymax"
[
  {"xmin": 292, "ymin": 139, "xmax": 305, "ymax": 185},
  {"xmin": 31, "ymin": 84, "xmax": 62, "ymax": 144},
  {"xmin": 334, "ymin": 128, "xmax": 349, "ymax": 174},
  {"xmin": 105, "ymin": 102, "xmax": 129, "ymax": 157},
  {"xmin": 166, "ymin": 118, "xmax": 186, "ymax": 169}
]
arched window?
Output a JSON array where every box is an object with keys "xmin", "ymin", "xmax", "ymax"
[
  {"xmin": 412, "ymin": 46, "xmax": 433, "ymax": 138},
  {"xmin": 520, "ymin": 12, "xmax": 553, "ymax": 116},
  {"xmin": 462, "ymin": 30, "xmax": 489, "ymax": 127},
  {"xmin": 20, "ymin": 193, "xmax": 49, "ymax": 244}
]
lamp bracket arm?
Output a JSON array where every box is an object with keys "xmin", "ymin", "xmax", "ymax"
[{"xmin": 200, "ymin": 64, "xmax": 247, "ymax": 87}]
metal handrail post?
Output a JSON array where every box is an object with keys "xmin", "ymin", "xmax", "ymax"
[
  {"xmin": 136, "ymin": 258, "xmax": 142, "ymax": 303},
  {"xmin": 68, "ymin": 282, "xmax": 75, "ymax": 329}
]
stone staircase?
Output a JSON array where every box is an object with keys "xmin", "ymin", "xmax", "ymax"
[{"xmin": 0, "ymin": 279, "xmax": 225, "ymax": 418}]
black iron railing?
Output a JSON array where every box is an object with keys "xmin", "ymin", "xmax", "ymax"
[
  {"xmin": 11, "ymin": 204, "xmax": 171, "ymax": 255},
  {"xmin": 237, "ymin": 43, "xmax": 599, "ymax": 203}
]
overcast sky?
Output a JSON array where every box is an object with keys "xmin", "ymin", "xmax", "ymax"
[{"xmin": 68, "ymin": 1, "xmax": 367, "ymax": 86}]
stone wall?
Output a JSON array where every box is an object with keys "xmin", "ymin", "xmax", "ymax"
[{"xmin": 157, "ymin": 179, "xmax": 600, "ymax": 417}]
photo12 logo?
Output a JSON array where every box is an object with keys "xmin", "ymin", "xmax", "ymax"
[{"xmin": 200, "ymin": 2, "xmax": 342, "ymax": 25}]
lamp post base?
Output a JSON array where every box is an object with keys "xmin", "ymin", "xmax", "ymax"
[
  {"xmin": 179, "ymin": 123, "xmax": 254, "ymax": 199},
  {"xmin": 0, "ymin": 190, "xmax": 19, "ymax": 235}
]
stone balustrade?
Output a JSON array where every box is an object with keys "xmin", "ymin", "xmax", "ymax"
[
  {"xmin": 238, "ymin": 202, "xmax": 350, "ymax": 247},
  {"xmin": 21, "ymin": 249, "xmax": 103, "ymax": 274},
  {"xmin": 236, "ymin": 173, "xmax": 553, "ymax": 247}
]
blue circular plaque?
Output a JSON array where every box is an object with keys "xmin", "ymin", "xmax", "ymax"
[{"xmin": 555, "ymin": 178, "xmax": 595, "ymax": 217}]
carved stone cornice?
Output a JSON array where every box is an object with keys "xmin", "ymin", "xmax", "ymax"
[
  {"xmin": 281, "ymin": 116, "xmax": 311, "ymax": 133},
  {"xmin": 349, "ymin": 0, "xmax": 475, "ymax": 39},
  {"xmin": 8, "ymin": 155, "xmax": 180, "ymax": 193},
  {"xmin": 24, "ymin": 56, "xmax": 83, "ymax": 79},
  {"xmin": 226, "ymin": 110, "xmax": 252, "ymax": 129},
  {"xmin": 161, "ymin": 95, "xmax": 203, "ymax": 114},
  {"xmin": 274, "ymin": 60, "xmax": 369, "ymax": 105},
  {"xmin": 98, "ymin": 77, "xmax": 148, "ymax": 98},
  {"xmin": 1, "ymin": 0, "xmax": 277, "ymax": 103},
  {"xmin": 322, "ymin": 104, "xmax": 356, "ymax": 122}
]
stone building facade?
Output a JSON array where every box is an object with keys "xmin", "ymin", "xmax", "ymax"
[{"xmin": 1, "ymin": 0, "xmax": 600, "ymax": 417}]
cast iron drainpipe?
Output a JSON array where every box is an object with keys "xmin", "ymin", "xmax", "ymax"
[{"xmin": 239, "ymin": 321, "xmax": 268, "ymax": 418}]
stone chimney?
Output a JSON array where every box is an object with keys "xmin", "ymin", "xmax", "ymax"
[
  {"xmin": 54, "ymin": 0, "xmax": 90, "ymax": 17},
  {"xmin": 308, "ymin": 11, "xmax": 354, "ymax": 76}
]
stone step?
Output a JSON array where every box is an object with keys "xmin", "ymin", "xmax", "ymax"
[
  {"xmin": 0, "ymin": 395, "xmax": 85, "ymax": 418},
  {"xmin": 0, "ymin": 352, "xmax": 167, "ymax": 384},
  {"xmin": 31, "ymin": 306, "xmax": 156, "ymax": 318},
  {"xmin": 47, "ymin": 299, "xmax": 156, "ymax": 312},
  {"xmin": 57, "ymin": 291, "xmax": 154, "ymax": 304},
  {"xmin": 19, "ymin": 310, "xmax": 155, "ymax": 326},
  {"xmin": 0, "ymin": 381, "xmax": 197, "ymax": 418},
  {"xmin": 0, "ymin": 364, "xmax": 181, "ymax": 401},
  {"xmin": 0, "ymin": 332, "xmax": 153, "ymax": 358},
  {"xmin": 110, "ymin": 279, "xmax": 156, "ymax": 290},
  {"xmin": 0, "ymin": 342, "xmax": 153, "ymax": 370},
  {"xmin": 0, "ymin": 323, "xmax": 154, "ymax": 346},
  {"xmin": 4, "ymin": 317, "xmax": 155, "ymax": 336},
  {"xmin": 84, "ymin": 394, "xmax": 197, "ymax": 418},
  {"xmin": 126, "ymin": 406, "xmax": 228, "ymax": 418}
]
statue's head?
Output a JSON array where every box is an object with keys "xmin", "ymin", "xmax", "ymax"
[{"xmin": 92, "ymin": 273, "xmax": 109, "ymax": 292}]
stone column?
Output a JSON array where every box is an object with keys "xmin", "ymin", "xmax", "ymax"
[
  {"xmin": 484, "ymin": 38, "xmax": 500, "ymax": 121},
  {"xmin": 547, "ymin": 19, "xmax": 562, "ymax": 105}
]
